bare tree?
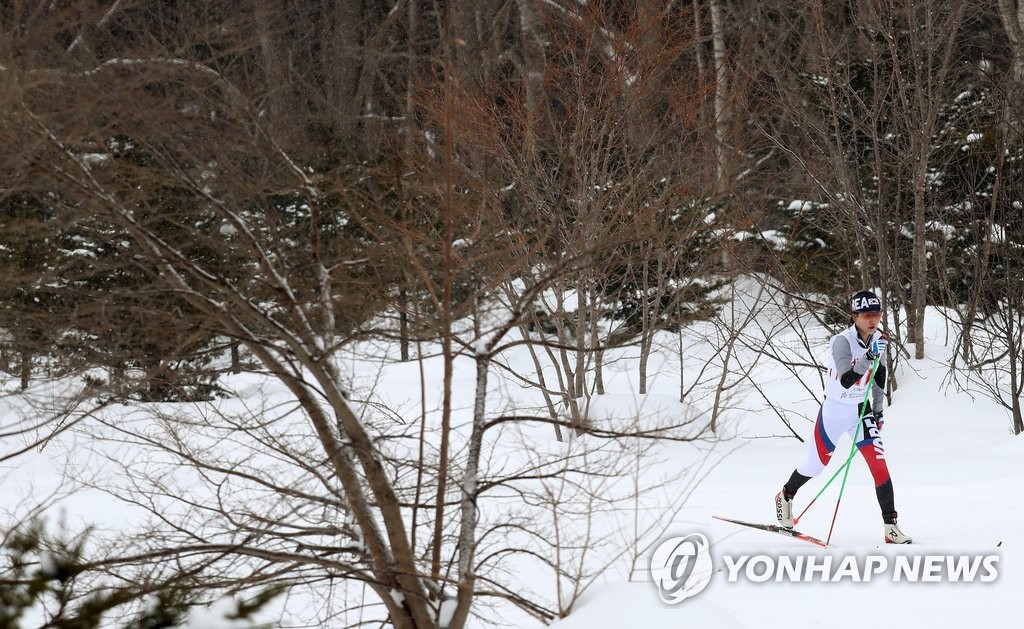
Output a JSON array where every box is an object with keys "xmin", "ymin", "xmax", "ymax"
[
  {"xmin": 743, "ymin": 0, "xmax": 974, "ymax": 362},
  {"xmin": 2, "ymin": 2, "xmax": 733, "ymax": 627},
  {"xmin": 944, "ymin": 68, "xmax": 1024, "ymax": 434}
]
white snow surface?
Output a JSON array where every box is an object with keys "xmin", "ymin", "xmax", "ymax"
[
  {"xmin": 549, "ymin": 313, "xmax": 1022, "ymax": 629},
  {"xmin": 2, "ymin": 284, "xmax": 1021, "ymax": 628}
]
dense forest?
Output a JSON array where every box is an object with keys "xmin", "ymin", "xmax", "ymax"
[{"xmin": 2, "ymin": 1, "xmax": 1023, "ymax": 627}]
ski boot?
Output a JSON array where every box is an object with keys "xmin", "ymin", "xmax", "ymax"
[
  {"xmin": 775, "ymin": 490, "xmax": 794, "ymax": 528},
  {"xmin": 884, "ymin": 521, "xmax": 913, "ymax": 544}
]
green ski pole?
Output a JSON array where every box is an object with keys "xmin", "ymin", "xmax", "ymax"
[
  {"xmin": 824, "ymin": 353, "xmax": 881, "ymax": 545},
  {"xmin": 793, "ymin": 354, "xmax": 881, "ymax": 527}
]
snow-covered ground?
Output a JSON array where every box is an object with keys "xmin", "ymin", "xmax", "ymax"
[
  {"xmin": 3, "ymin": 288, "xmax": 1021, "ymax": 628},
  {"xmin": 550, "ymin": 312, "xmax": 1022, "ymax": 629}
]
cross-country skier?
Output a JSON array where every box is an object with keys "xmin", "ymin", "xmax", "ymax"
[{"xmin": 774, "ymin": 290, "xmax": 913, "ymax": 544}]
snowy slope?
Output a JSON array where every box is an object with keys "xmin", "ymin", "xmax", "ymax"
[
  {"xmin": 549, "ymin": 313, "xmax": 1022, "ymax": 629},
  {"xmin": 3, "ymin": 290, "xmax": 1020, "ymax": 629}
]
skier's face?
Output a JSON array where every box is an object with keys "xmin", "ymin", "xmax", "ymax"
[{"xmin": 853, "ymin": 311, "xmax": 882, "ymax": 336}]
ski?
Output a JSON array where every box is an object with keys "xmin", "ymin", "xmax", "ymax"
[{"xmin": 713, "ymin": 515, "xmax": 831, "ymax": 548}]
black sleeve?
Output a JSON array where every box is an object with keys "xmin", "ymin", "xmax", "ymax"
[
  {"xmin": 840, "ymin": 362, "xmax": 886, "ymax": 390},
  {"xmin": 834, "ymin": 333, "xmax": 873, "ymax": 389},
  {"xmin": 874, "ymin": 364, "xmax": 887, "ymax": 389},
  {"xmin": 839, "ymin": 369, "xmax": 861, "ymax": 389}
]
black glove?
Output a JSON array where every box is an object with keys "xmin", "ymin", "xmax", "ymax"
[
  {"xmin": 859, "ymin": 403, "xmax": 884, "ymax": 432},
  {"xmin": 858, "ymin": 402, "xmax": 874, "ymax": 418}
]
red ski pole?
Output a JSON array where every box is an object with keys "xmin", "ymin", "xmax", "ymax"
[{"xmin": 824, "ymin": 354, "xmax": 880, "ymax": 545}]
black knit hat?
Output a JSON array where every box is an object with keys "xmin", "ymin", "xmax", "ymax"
[{"xmin": 850, "ymin": 290, "xmax": 882, "ymax": 313}]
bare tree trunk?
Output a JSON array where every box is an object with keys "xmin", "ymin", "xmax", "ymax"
[
  {"xmin": 575, "ymin": 277, "xmax": 588, "ymax": 397},
  {"xmin": 521, "ymin": 323, "xmax": 565, "ymax": 441},
  {"xmin": 449, "ymin": 353, "xmax": 488, "ymax": 628},
  {"xmin": 20, "ymin": 352, "xmax": 30, "ymax": 390},
  {"xmin": 399, "ymin": 288, "xmax": 410, "ymax": 361},
  {"xmin": 883, "ymin": 1, "xmax": 967, "ymax": 358},
  {"xmin": 432, "ymin": 4, "xmax": 458, "ymax": 580},
  {"xmin": 693, "ymin": 0, "xmax": 706, "ymax": 78},
  {"xmin": 709, "ymin": 0, "xmax": 728, "ymax": 189},
  {"xmin": 710, "ymin": 327, "xmax": 733, "ymax": 434},
  {"xmin": 591, "ymin": 283, "xmax": 605, "ymax": 395},
  {"xmin": 1008, "ymin": 309, "xmax": 1024, "ymax": 434},
  {"xmin": 909, "ymin": 161, "xmax": 928, "ymax": 358},
  {"xmin": 998, "ymin": 0, "xmax": 1024, "ymax": 84},
  {"xmin": 393, "ymin": 139, "xmax": 412, "ymax": 363},
  {"xmin": 548, "ymin": 276, "xmax": 585, "ymax": 431},
  {"xmin": 515, "ymin": 0, "xmax": 547, "ymax": 152},
  {"xmin": 678, "ymin": 300, "xmax": 686, "ymax": 403},
  {"xmin": 397, "ymin": 0, "xmax": 418, "ymax": 364},
  {"xmin": 253, "ymin": 3, "xmax": 293, "ymax": 139},
  {"xmin": 412, "ymin": 334, "xmax": 429, "ymax": 550},
  {"xmin": 322, "ymin": 0, "xmax": 369, "ymax": 143},
  {"xmin": 961, "ymin": 143, "xmax": 1003, "ymax": 365},
  {"xmin": 638, "ymin": 255, "xmax": 652, "ymax": 395}
]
